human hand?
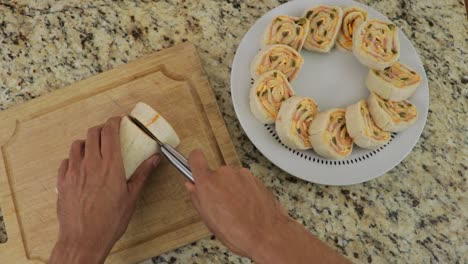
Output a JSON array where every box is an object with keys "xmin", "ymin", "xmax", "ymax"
[
  {"xmin": 50, "ymin": 117, "xmax": 161, "ymax": 264},
  {"xmin": 185, "ymin": 150, "xmax": 291, "ymax": 258}
]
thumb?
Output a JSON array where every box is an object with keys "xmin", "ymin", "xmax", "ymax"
[{"xmin": 128, "ymin": 154, "xmax": 161, "ymax": 198}]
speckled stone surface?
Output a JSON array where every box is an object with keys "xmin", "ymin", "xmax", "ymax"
[{"xmin": 0, "ymin": 0, "xmax": 466, "ymax": 263}]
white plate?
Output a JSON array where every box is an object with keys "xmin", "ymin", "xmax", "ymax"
[{"xmin": 230, "ymin": 0, "xmax": 429, "ymax": 186}]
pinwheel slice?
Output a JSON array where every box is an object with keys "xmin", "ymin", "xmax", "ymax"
[
  {"xmin": 336, "ymin": 6, "xmax": 368, "ymax": 51},
  {"xmin": 250, "ymin": 70, "xmax": 295, "ymax": 124},
  {"xmin": 251, "ymin": 44, "xmax": 304, "ymax": 82},
  {"xmin": 120, "ymin": 102, "xmax": 180, "ymax": 179},
  {"xmin": 303, "ymin": 5, "xmax": 343, "ymax": 53},
  {"xmin": 366, "ymin": 61, "xmax": 421, "ymax": 101},
  {"xmin": 345, "ymin": 100, "xmax": 390, "ymax": 149},
  {"xmin": 262, "ymin": 15, "xmax": 310, "ymax": 52},
  {"xmin": 367, "ymin": 92, "xmax": 418, "ymax": 132},
  {"xmin": 353, "ymin": 19, "xmax": 400, "ymax": 70},
  {"xmin": 276, "ymin": 96, "xmax": 319, "ymax": 150},
  {"xmin": 309, "ymin": 108, "xmax": 354, "ymax": 159}
]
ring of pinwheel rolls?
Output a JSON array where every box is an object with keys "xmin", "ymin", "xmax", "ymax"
[{"xmin": 250, "ymin": 5, "xmax": 420, "ymax": 160}]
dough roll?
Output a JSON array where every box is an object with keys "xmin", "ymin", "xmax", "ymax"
[
  {"xmin": 353, "ymin": 19, "xmax": 400, "ymax": 70},
  {"xmin": 261, "ymin": 15, "xmax": 309, "ymax": 52},
  {"xmin": 276, "ymin": 96, "xmax": 319, "ymax": 150},
  {"xmin": 366, "ymin": 61, "xmax": 421, "ymax": 101},
  {"xmin": 251, "ymin": 44, "xmax": 304, "ymax": 82},
  {"xmin": 120, "ymin": 102, "xmax": 180, "ymax": 179},
  {"xmin": 303, "ymin": 5, "xmax": 343, "ymax": 53},
  {"xmin": 336, "ymin": 6, "xmax": 368, "ymax": 51},
  {"xmin": 367, "ymin": 92, "xmax": 418, "ymax": 132},
  {"xmin": 309, "ymin": 109, "xmax": 353, "ymax": 159},
  {"xmin": 345, "ymin": 100, "xmax": 390, "ymax": 149},
  {"xmin": 250, "ymin": 70, "xmax": 295, "ymax": 124}
]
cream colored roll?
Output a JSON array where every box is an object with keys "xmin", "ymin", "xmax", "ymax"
[
  {"xmin": 120, "ymin": 102, "xmax": 180, "ymax": 179},
  {"xmin": 367, "ymin": 92, "xmax": 418, "ymax": 132},
  {"xmin": 336, "ymin": 6, "xmax": 368, "ymax": 51},
  {"xmin": 261, "ymin": 15, "xmax": 309, "ymax": 52},
  {"xmin": 353, "ymin": 19, "xmax": 400, "ymax": 70},
  {"xmin": 275, "ymin": 96, "xmax": 319, "ymax": 150},
  {"xmin": 251, "ymin": 44, "xmax": 304, "ymax": 82},
  {"xmin": 345, "ymin": 100, "xmax": 390, "ymax": 149},
  {"xmin": 250, "ymin": 70, "xmax": 295, "ymax": 124},
  {"xmin": 309, "ymin": 109, "xmax": 353, "ymax": 159},
  {"xmin": 366, "ymin": 61, "xmax": 421, "ymax": 101},
  {"xmin": 303, "ymin": 5, "xmax": 343, "ymax": 53}
]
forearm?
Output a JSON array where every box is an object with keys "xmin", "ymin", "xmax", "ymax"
[
  {"xmin": 49, "ymin": 238, "xmax": 108, "ymax": 264},
  {"xmin": 251, "ymin": 217, "xmax": 350, "ymax": 264}
]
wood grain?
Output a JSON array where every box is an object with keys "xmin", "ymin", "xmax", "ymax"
[{"xmin": 0, "ymin": 42, "xmax": 239, "ymax": 264}]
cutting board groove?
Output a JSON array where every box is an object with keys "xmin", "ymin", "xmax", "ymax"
[{"xmin": 0, "ymin": 43, "xmax": 239, "ymax": 264}]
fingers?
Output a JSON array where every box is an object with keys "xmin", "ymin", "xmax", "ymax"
[
  {"xmin": 68, "ymin": 140, "xmax": 85, "ymax": 172},
  {"xmin": 127, "ymin": 155, "xmax": 161, "ymax": 199},
  {"xmin": 188, "ymin": 149, "xmax": 212, "ymax": 182},
  {"xmin": 56, "ymin": 159, "xmax": 69, "ymax": 192},
  {"xmin": 85, "ymin": 125, "xmax": 104, "ymax": 160},
  {"xmin": 101, "ymin": 117, "xmax": 122, "ymax": 159},
  {"xmin": 184, "ymin": 181, "xmax": 201, "ymax": 211}
]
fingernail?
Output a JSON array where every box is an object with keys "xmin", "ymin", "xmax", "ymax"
[{"xmin": 153, "ymin": 155, "xmax": 161, "ymax": 166}]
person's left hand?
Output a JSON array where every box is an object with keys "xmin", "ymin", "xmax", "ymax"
[{"xmin": 49, "ymin": 116, "xmax": 161, "ymax": 264}]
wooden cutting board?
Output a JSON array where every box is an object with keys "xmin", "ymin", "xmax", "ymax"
[{"xmin": 0, "ymin": 42, "xmax": 239, "ymax": 263}]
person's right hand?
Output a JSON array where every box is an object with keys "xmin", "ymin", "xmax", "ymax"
[
  {"xmin": 185, "ymin": 150, "xmax": 291, "ymax": 257},
  {"xmin": 186, "ymin": 150, "xmax": 350, "ymax": 264}
]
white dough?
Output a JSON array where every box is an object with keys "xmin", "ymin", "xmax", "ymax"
[
  {"xmin": 275, "ymin": 96, "xmax": 318, "ymax": 150},
  {"xmin": 367, "ymin": 92, "xmax": 418, "ymax": 132},
  {"xmin": 345, "ymin": 100, "xmax": 390, "ymax": 149},
  {"xmin": 352, "ymin": 20, "xmax": 400, "ymax": 70},
  {"xmin": 366, "ymin": 68, "xmax": 420, "ymax": 101},
  {"xmin": 120, "ymin": 102, "xmax": 180, "ymax": 179},
  {"xmin": 249, "ymin": 71, "xmax": 294, "ymax": 124},
  {"xmin": 309, "ymin": 109, "xmax": 353, "ymax": 160}
]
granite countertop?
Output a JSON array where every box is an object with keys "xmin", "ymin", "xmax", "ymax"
[{"xmin": 0, "ymin": 0, "xmax": 466, "ymax": 263}]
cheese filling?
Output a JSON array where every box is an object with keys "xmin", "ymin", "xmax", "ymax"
[
  {"xmin": 268, "ymin": 16, "xmax": 308, "ymax": 50},
  {"xmin": 360, "ymin": 101, "xmax": 390, "ymax": 141},
  {"xmin": 291, "ymin": 99, "xmax": 318, "ymax": 147},
  {"xmin": 305, "ymin": 6, "xmax": 341, "ymax": 48},
  {"xmin": 256, "ymin": 71, "xmax": 294, "ymax": 118},
  {"xmin": 360, "ymin": 21, "xmax": 398, "ymax": 61},
  {"xmin": 337, "ymin": 8, "xmax": 367, "ymax": 50},
  {"xmin": 257, "ymin": 46, "xmax": 302, "ymax": 81},
  {"xmin": 373, "ymin": 62, "xmax": 421, "ymax": 88},
  {"xmin": 376, "ymin": 96, "xmax": 417, "ymax": 123},
  {"xmin": 324, "ymin": 110, "xmax": 353, "ymax": 154}
]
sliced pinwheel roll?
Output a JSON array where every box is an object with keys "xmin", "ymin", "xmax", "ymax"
[
  {"xmin": 353, "ymin": 19, "xmax": 400, "ymax": 70},
  {"xmin": 250, "ymin": 70, "xmax": 295, "ymax": 124},
  {"xmin": 309, "ymin": 109, "xmax": 353, "ymax": 159},
  {"xmin": 251, "ymin": 44, "xmax": 304, "ymax": 82},
  {"xmin": 261, "ymin": 15, "xmax": 309, "ymax": 52},
  {"xmin": 366, "ymin": 61, "xmax": 421, "ymax": 101},
  {"xmin": 303, "ymin": 5, "xmax": 343, "ymax": 53},
  {"xmin": 120, "ymin": 102, "xmax": 180, "ymax": 179},
  {"xmin": 336, "ymin": 6, "xmax": 368, "ymax": 51},
  {"xmin": 276, "ymin": 96, "xmax": 319, "ymax": 150},
  {"xmin": 345, "ymin": 100, "xmax": 390, "ymax": 149},
  {"xmin": 367, "ymin": 92, "xmax": 418, "ymax": 132}
]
